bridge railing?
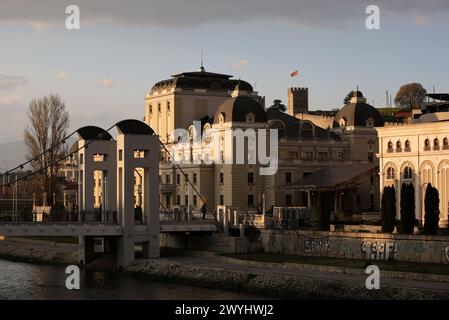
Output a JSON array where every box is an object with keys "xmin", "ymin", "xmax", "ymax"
[
  {"xmin": 159, "ymin": 208, "xmax": 216, "ymax": 222},
  {"xmin": 0, "ymin": 210, "xmax": 118, "ymax": 224}
]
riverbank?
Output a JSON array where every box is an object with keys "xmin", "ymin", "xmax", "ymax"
[
  {"xmin": 1, "ymin": 238, "xmax": 449, "ymax": 299},
  {"xmin": 0, "ymin": 237, "xmax": 78, "ymax": 265},
  {"xmin": 127, "ymin": 254, "xmax": 449, "ymax": 299}
]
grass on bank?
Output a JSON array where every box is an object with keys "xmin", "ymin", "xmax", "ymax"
[{"xmin": 220, "ymin": 252, "xmax": 449, "ymax": 276}]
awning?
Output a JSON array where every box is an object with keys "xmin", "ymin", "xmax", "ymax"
[{"xmin": 271, "ymin": 164, "xmax": 378, "ymax": 192}]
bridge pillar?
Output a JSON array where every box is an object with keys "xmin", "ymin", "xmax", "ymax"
[
  {"xmin": 116, "ymin": 236, "xmax": 134, "ymax": 270},
  {"xmin": 78, "ymin": 236, "xmax": 96, "ymax": 265},
  {"xmin": 115, "ymin": 121, "xmax": 160, "ymax": 269}
]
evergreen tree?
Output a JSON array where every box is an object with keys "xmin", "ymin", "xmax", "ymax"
[
  {"xmin": 400, "ymin": 183, "xmax": 415, "ymax": 234},
  {"xmin": 424, "ymin": 184, "xmax": 440, "ymax": 235},
  {"xmin": 381, "ymin": 186, "xmax": 396, "ymax": 233}
]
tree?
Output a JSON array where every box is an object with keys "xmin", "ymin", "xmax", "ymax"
[
  {"xmin": 24, "ymin": 94, "xmax": 69, "ymax": 206},
  {"xmin": 268, "ymin": 99, "xmax": 287, "ymax": 112},
  {"xmin": 343, "ymin": 91, "xmax": 354, "ymax": 105},
  {"xmin": 316, "ymin": 191, "xmax": 332, "ymax": 231},
  {"xmin": 394, "ymin": 83, "xmax": 427, "ymax": 111},
  {"xmin": 400, "ymin": 183, "xmax": 415, "ymax": 234},
  {"xmin": 381, "ymin": 186, "xmax": 396, "ymax": 233},
  {"xmin": 424, "ymin": 184, "xmax": 440, "ymax": 235}
]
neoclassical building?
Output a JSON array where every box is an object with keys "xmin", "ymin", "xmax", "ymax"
[
  {"xmin": 377, "ymin": 111, "xmax": 449, "ymax": 228},
  {"xmin": 145, "ymin": 67, "xmax": 383, "ymax": 217}
]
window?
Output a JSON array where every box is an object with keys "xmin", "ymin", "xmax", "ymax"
[
  {"xmin": 285, "ymin": 172, "xmax": 292, "ymax": 183},
  {"xmin": 300, "ymin": 122, "xmax": 313, "ymax": 139},
  {"xmin": 184, "ymin": 173, "xmax": 188, "ymax": 183},
  {"xmin": 220, "ymin": 172, "xmax": 224, "ymax": 184},
  {"xmin": 193, "ymin": 173, "xmax": 197, "ymax": 184},
  {"xmin": 301, "ymin": 151, "xmax": 314, "ymax": 160},
  {"xmin": 157, "ymin": 103, "xmax": 161, "ymax": 112},
  {"xmin": 288, "ymin": 151, "xmax": 298, "ymax": 159},
  {"xmin": 149, "ymin": 105, "xmax": 153, "ymax": 114},
  {"xmin": 118, "ymin": 150, "xmax": 123, "ymax": 161},
  {"xmin": 193, "ymin": 195, "xmax": 197, "ymax": 207},
  {"xmin": 185, "ymin": 195, "xmax": 188, "ymax": 206},
  {"xmin": 286, "ymin": 194, "xmax": 292, "ymax": 206},
  {"xmin": 386, "ymin": 167, "xmax": 395, "ymax": 180},
  {"xmin": 248, "ymin": 172, "xmax": 254, "ymax": 184},
  {"xmin": 247, "ymin": 195, "xmax": 254, "ymax": 207},
  {"xmin": 318, "ymin": 152, "xmax": 328, "ymax": 161},
  {"xmin": 167, "ymin": 101, "xmax": 170, "ymax": 112},
  {"xmin": 220, "ymin": 195, "xmax": 224, "ymax": 206},
  {"xmin": 80, "ymin": 153, "xmax": 84, "ymax": 165},
  {"xmin": 403, "ymin": 166, "xmax": 413, "ymax": 180},
  {"xmin": 434, "ymin": 138, "xmax": 440, "ymax": 150},
  {"xmin": 176, "ymin": 174, "xmax": 180, "ymax": 185},
  {"xmin": 245, "ymin": 112, "xmax": 255, "ymax": 123},
  {"xmin": 165, "ymin": 175, "xmax": 170, "ymax": 184},
  {"xmin": 404, "ymin": 140, "xmax": 411, "ymax": 152},
  {"xmin": 396, "ymin": 141, "xmax": 402, "ymax": 152},
  {"xmin": 368, "ymin": 152, "xmax": 374, "ymax": 162},
  {"xmin": 424, "ymin": 139, "xmax": 431, "ymax": 151},
  {"xmin": 444, "ymin": 138, "xmax": 449, "ymax": 150},
  {"xmin": 176, "ymin": 195, "xmax": 180, "ymax": 205},
  {"xmin": 387, "ymin": 141, "xmax": 393, "ymax": 152}
]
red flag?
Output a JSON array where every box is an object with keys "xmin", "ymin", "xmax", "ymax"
[{"xmin": 290, "ymin": 70, "xmax": 299, "ymax": 77}]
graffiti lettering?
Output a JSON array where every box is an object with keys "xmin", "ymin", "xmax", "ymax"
[
  {"xmin": 304, "ymin": 239, "xmax": 331, "ymax": 254},
  {"xmin": 362, "ymin": 241, "xmax": 397, "ymax": 261}
]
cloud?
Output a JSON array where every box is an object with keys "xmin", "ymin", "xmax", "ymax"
[
  {"xmin": 100, "ymin": 79, "xmax": 115, "ymax": 87},
  {"xmin": 57, "ymin": 71, "xmax": 67, "ymax": 80},
  {"xmin": 415, "ymin": 15, "xmax": 428, "ymax": 26},
  {"xmin": 0, "ymin": 74, "xmax": 28, "ymax": 91},
  {"xmin": 0, "ymin": 94, "xmax": 22, "ymax": 107},
  {"xmin": 232, "ymin": 59, "xmax": 248, "ymax": 69},
  {"xmin": 0, "ymin": 0, "xmax": 448, "ymax": 29}
]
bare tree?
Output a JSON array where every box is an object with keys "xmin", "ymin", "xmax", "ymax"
[
  {"xmin": 24, "ymin": 94, "xmax": 69, "ymax": 206},
  {"xmin": 394, "ymin": 83, "xmax": 427, "ymax": 111}
]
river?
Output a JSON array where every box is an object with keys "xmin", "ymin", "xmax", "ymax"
[{"xmin": 0, "ymin": 259, "xmax": 266, "ymax": 300}]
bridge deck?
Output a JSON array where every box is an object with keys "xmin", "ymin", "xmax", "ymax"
[{"xmin": 0, "ymin": 220, "xmax": 217, "ymax": 237}]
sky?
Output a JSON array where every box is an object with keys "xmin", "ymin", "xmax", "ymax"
[{"xmin": 0, "ymin": 0, "xmax": 449, "ymax": 143}]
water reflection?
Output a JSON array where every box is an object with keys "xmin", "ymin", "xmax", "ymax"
[{"xmin": 0, "ymin": 259, "xmax": 265, "ymax": 300}]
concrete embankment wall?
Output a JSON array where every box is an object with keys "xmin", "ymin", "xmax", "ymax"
[
  {"xmin": 261, "ymin": 230, "xmax": 449, "ymax": 264},
  {"xmin": 0, "ymin": 237, "xmax": 78, "ymax": 265},
  {"xmin": 127, "ymin": 259, "xmax": 449, "ymax": 299}
]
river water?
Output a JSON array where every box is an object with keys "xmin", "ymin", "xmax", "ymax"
[{"xmin": 0, "ymin": 259, "xmax": 265, "ymax": 300}]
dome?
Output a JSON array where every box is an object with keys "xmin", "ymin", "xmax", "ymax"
[
  {"xmin": 335, "ymin": 94, "xmax": 384, "ymax": 127},
  {"xmin": 214, "ymin": 96, "xmax": 267, "ymax": 124}
]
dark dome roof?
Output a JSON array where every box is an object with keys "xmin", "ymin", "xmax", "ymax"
[
  {"xmin": 335, "ymin": 102, "xmax": 384, "ymax": 127},
  {"xmin": 115, "ymin": 119, "xmax": 155, "ymax": 135},
  {"xmin": 151, "ymin": 71, "xmax": 253, "ymax": 93},
  {"xmin": 214, "ymin": 96, "xmax": 267, "ymax": 123},
  {"xmin": 76, "ymin": 126, "xmax": 113, "ymax": 140}
]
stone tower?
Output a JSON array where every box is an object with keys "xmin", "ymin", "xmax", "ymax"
[{"xmin": 287, "ymin": 87, "xmax": 308, "ymax": 116}]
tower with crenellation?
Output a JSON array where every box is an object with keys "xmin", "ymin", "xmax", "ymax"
[{"xmin": 287, "ymin": 87, "xmax": 308, "ymax": 116}]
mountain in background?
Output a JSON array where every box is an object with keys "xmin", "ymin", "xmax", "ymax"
[{"xmin": 0, "ymin": 141, "xmax": 27, "ymax": 173}]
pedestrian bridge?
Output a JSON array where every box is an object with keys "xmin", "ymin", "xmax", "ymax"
[{"xmin": 0, "ymin": 219, "xmax": 217, "ymax": 237}]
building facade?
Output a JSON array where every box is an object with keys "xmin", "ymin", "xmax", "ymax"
[{"xmin": 377, "ymin": 112, "xmax": 449, "ymax": 228}]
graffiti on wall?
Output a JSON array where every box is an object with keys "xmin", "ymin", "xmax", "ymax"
[
  {"xmin": 362, "ymin": 241, "xmax": 398, "ymax": 261},
  {"xmin": 304, "ymin": 238, "xmax": 331, "ymax": 255}
]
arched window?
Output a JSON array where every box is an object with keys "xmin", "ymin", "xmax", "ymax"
[
  {"xmin": 386, "ymin": 167, "xmax": 395, "ymax": 180},
  {"xmin": 403, "ymin": 166, "xmax": 413, "ymax": 180},
  {"xmin": 424, "ymin": 139, "xmax": 431, "ymax": 151},
  {"xmin": 443, "ymin": 137, "xmax": 449, "ymax": 150},
  {"xmin": 405, "ymin": 140, "xmax": 411, "ymax": 151},
  {"xmin": 387, "ymin": 141, "xmax": 393, "ymax": 152},
  {"xmin": 396, "ymin": 141, "xmax": 402, "ymax": 152},
  {"xmin": 271, "ymin": 120, "xmax": 285, "ymax": 137},
  {"xmin": 300, "ymin": 122, "xmax": 314, "ymax": 139},
  {"xmin": 434, "ymin": 138, "xmax": 440, "ymax": 150}
]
